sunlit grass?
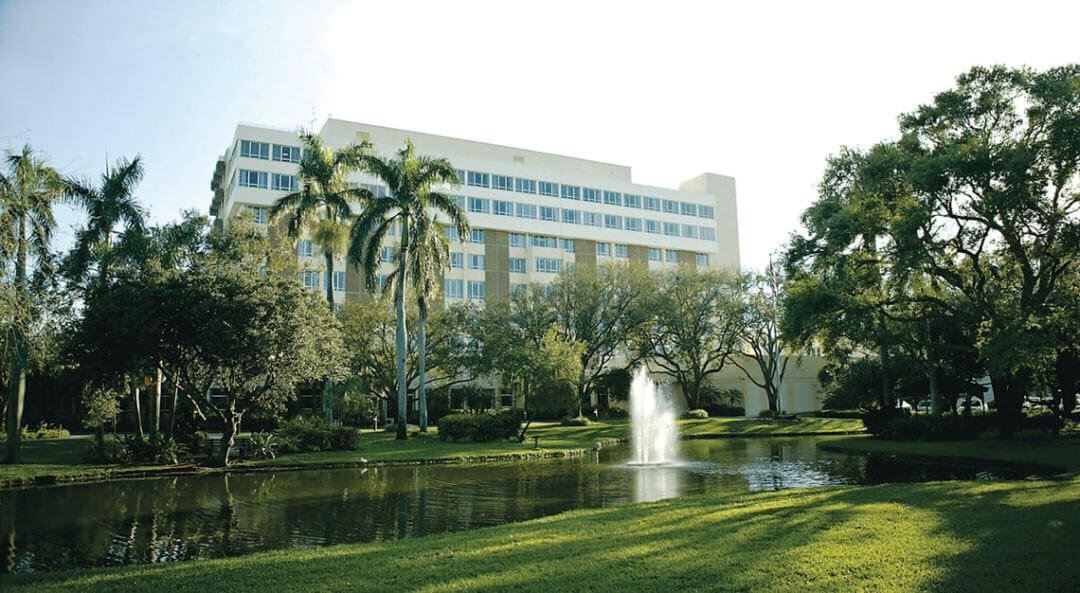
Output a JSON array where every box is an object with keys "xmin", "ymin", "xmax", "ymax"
[{"xmin": 6, "ymin": 475, "xmax": 1077, "ymax": 592}]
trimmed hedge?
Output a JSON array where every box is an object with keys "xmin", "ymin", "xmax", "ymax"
[
  {"xmin": 862, "ymin": 408, "xmax": 1065, "ymax": 441},
  {"xmin": 438, "ymin": 410, "xmax": 523, "ymax": 442},
  {"xmin": 560, "ymin": 416, "xmax": 592, "ymax": 427},
  {"xmin": 275, "ymin": 416, "xmax": 362, "ymax": 453},
  {"xmin": 682, "ymin": 409, "xmax": 709, "ymax": 419}
]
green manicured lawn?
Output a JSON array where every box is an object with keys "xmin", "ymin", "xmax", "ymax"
[
  {"xmin": 820, "ymin": 434, "xmax": 1080, "ymax": 472},
  {"xmin": 0, "ymin": 417, "xmax": 864, "ymax": 487},
  {"xmin": 5, "ymin": 474, "xmax": 1077, "ymax": 592}
]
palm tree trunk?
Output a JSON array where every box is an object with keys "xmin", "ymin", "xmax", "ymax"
[
  {"xmin": 323, "ymin": 249, "xmax": 336, "ymax": 423},
  {"xmin": 394, "ymin": 220, "xmax": 409, "ymax": 440},
  {"xmin": 150, "ymin": 365, "xmax": 162, "ymax": 440},
  {"xmin": 417, "ymin": 300, "xmax": 428, "ymax": 432},
  {"xmin": 131, "ymin": 383, "xmax": 144, "ymax": 439},
  {"xmin": 4, "ymin": 223, "xmax": 28, "ymax": 465}
]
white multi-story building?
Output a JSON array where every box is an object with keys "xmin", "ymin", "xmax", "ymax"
[
  {"xmin": 210, "ymin": 118, "xmax": 740, "ymax": 306},
  {"xmin": 209, "ymin": 119, "xmax": 825, "ymax": 415}
]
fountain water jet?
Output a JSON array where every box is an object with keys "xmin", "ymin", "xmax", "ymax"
[{"xmin": 628, "ymin": 367, "xmax": 680, "ymax": 466}]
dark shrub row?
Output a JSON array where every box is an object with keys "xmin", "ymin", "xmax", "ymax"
[
  {"xmin": 438, "ymin": 410, "xmax": 523, "ymax": 442},
  {"xmin": 275, "ymin": 416, "xmax": 361, "ymax": 453},
  {"xmin": 863, "ymin": 408, "xmax": 1065, "ymax": 440}
]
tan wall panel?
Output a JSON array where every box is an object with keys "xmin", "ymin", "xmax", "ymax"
[
  {"xmin": 576, "ymin": 239, "xmax": 597, "ymax": 268},
  {"xmin": 485, "ymin": 230, "xmax": 509, "ymax": 304}
]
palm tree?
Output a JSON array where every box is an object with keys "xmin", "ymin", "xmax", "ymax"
[
  {"xmin": 385, "ymin": 214, "xmax": 452, "ymax": 432},
  {"xmin": 64, "ymin": 156, "xmax": 148, "ymax": 437},
  {"xmin": 270, "ymin": 131, "xmax": 372, "ymax": 422},
  {"xmin": 0, "ymin": 145, "xmax": 62, "ymax": 464},
  {"xmin": 349, "ymin": 140, "xmax": 468, "ymax": 440},
  {"xmin": 63, "ymin": 155, "xmax": 147, "ymax": 291}
]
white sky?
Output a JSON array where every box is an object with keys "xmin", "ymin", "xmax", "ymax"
[{"xmin": 2, "ymin": 0, "xmax": 1078, "ymax": 271}]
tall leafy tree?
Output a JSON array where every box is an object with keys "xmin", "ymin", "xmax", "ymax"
[
  {"xmin": 732, "ymin": 260, "xmax": 791, "ymax": 413},
  {"xmin": 0, "ymin": 145, "xmax": 62, "ymax": 463},
  {"xmin": 348, "ymin": 140, "xmax": 468, "ymax": 440},
  {"xmin": 270, "ymin": 132, "xmax": 371, "ymax": 422}
]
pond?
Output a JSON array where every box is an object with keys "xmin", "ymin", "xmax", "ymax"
[{"xmin": 0, "ymin": 437, "xmax": 1047, "ymax": 574}]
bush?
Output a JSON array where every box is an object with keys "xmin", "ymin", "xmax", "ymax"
[
  {"xmin": 250, "ymin": 431, "xmax": 277, "ymax": 459},
  {"xmin": 813, "ymin": 409, "xmax": 863, "ymax": 419},
  {"xmin": 682, "ymin": 409, "xmax": 709, "ymax": 419},
  {"xmin": 561, "ymin": 415, "xmax": 592, "ymax": 427},
  {"xmin": 864, "ymin": 408, "xmax": 994, "ymax": 440},
  {"xmin": 758, "ymin": 410, "xmax": 778, "ymax": 419},
  {"xmin": 705, "ymin": 404, "xmax": 745, "ymax": 417},
  {"xmin": 84, "ymin": 440, "xmax": 134, "ymax": 464},
  {"xmin": 18, "ymin": 423, "xmax": 70, "ymax": 440},
  {"xmin": 276, "ymin": 416, "xmax": 362, "ymax": 453},
  {"xmin": 438, "ymin": 410, "xmax": 523, "ymax": 442},
  {"xmin": 144, "ymin": 435, "xmax": 187, "ymax": 465}
]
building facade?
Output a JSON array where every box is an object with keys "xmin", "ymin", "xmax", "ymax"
[{"xmin": 209, "ymin": 118, "xmax": 824, "ymax": 414}]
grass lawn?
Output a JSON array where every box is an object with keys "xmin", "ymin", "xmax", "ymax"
[
  {"xmin": 0, "ymin": 417, "xmax": 864, "ymax": 487},
  {"xmin": 5, "ymin": 474, "xmax": 1077, "ymax": 592},
  {"xmin": 820, "ymin": 434, "xmax": 1080, "ymax": 472}
]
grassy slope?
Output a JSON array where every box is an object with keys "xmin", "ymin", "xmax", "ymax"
[
  {"xmin": 6, "ymin": 475, "xmax": 1077, "ymax": 593},
  {"xmin": 0, "ymin": 417, "xmax": 864, "ymax": 486},
  {"xmin": 820, "ymin": 435, "xmax": 1080, "ymax": 472}
]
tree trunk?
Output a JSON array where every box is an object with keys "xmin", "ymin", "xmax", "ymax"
[
  {"xmin": 417, "ymin": 301, "xmax": 429, "ymax": 433},
  {"xmin": 150, "ymin": 366, "xmax": 162, "ymax": 440},
  {"xmin": 4, "ymin": 342, "xmax": 26, "ymax": 465},
  {"xmin": 169, "ymin": 380, "xmax": 179, "ymax": 435},
  {"xmin": 877, "ymin": 310, "xmax": 894, "ymax": 409},
  {"xmin": 323, "ymin": 249, "xmax": 336, "ymax": 423},
  {"xmin": 131, "ymin": 383, "xmax": 144, "ymax": 439},
  {"xmin": 394, "ymin": 220, "xmax": 409, "ymax": 440},
  {"xmin": 218, "ymin": 405, "xmax": 241, "ymax": 466},
  {"xmin": 991, "ymin": 372, "xmax": 1025, "ymax": 436}
]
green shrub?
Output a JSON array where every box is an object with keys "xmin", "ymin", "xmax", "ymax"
[
  {"xmin": 705, "ymin": 404, "xmax": 745, "ymax": 417},
  {"xmin": 84, "ymin": 440, "xmax": 134, "ymax": 464},
  {"xmin": 18, "ymin": 423, "xmax": 71, "ymax": 440},
  {"xmin": 330, "ymin": 426, "xmax": 362, "ymax": 450},
  {"xmin": 275, "ymin": 417, "xmax": 362, "ymax": 453},
  {"xmin": 813, "ymin": 409, "xmax": 863, "ymax": 419},
  {"xmin": 561, "ymin": 415, "xmax": 591, "ymax": 427},
  {"xmin": 758, "ymin": 410, "xmax": 778, "ymax": 419},
  {"xmin": 250, "ymin": 432, "xmax": 277, "ymax": 459},
  {"xmin": 438, "ymin": 410, "xmax": 522, "ymax": 442},
  {"xmin": 145, "ymin": 436, "xmax": 187, "ymax": 465},
  {"xmin": 682, "ymin": 409, "xmax": 709, "ymax": 419},
  {"xmin": 864, "ymin": 408, "xmax": 992, "ymax": 440}
]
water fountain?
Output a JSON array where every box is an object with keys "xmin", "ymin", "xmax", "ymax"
[{"xmin": 627, "ymin": 367, "xmax": 680, "ymax": 466}]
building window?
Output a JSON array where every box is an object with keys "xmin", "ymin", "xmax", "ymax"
[
  {"xmin": 456, "ymin": 169, "xmax": 465, "ymax": 183},
  {"xmin": 561, "ymin": 209, "xmax": 581, "ymax": 224},
  {"xmin": 696, "ymin": 253, "xmax": 708, "ymax": 266},
  {"xmin": 468, "ymin": 196, "xmax": 490, "ymax": 214},
  {"xmin": 272, "ymin": 144, "xmax": 301, "ymax": 163},
  {"xmin": 250, "ymin": 206, "xmax": 268, "ymax": 224},
  {"xmin": 539, "ymin": 181, "xmax": 559, "ymax": 197},
  {"xmin": 445, "ymin": 278, "xmax": 464, "ymax": 299},
  {"xmin": 663, "ymin": 199, "xmax": 679, "ymax": 213},
  {"xmin": 624, "ymin": 194, "xmax": 642, "ymax": 209},
  {"xmin": 531, "ymin": 235, "xmax": 557, "ymax": 248},
  {"xmin": 700, "ymin": 226, "xmax": 717, "ymax": 241},
  {"xmin": 272, "ymin": 173, "xmax": 298, "ymax": 191},
  {"xmin": 535, "ymin": 257, "xmax": 562, "ymax": 273},
  {"xmin": 467, "ymin": 171, "xmax": 490, "ymax": 188},
  {"xmin": 648, "ymin": 248, "xmax": 662, "ymax": 262},
  {"xmin": 240, "ymin": 140, "xmax": 270, "ymax": 160},
  {"xmin": 492, "ymin": 174, "xmax": 513, "ymax": 191},
  {"xmin": 604, "ymin": 214, "xmax": 623, "ymax": 229},
  {"xmin": 515, "ymin": 178, "xmax": 537, "ymax": 194},
  {"xmin": 468, "ymin": 280, "xmax": 485, "ymax": 300},
  {"xmin": 643, "ymin": 196, "xmax": 661, "ymax": 211},
  {"xmin": 583, "ymin": 211, "xmax": 601, "ymax": 227},
  {"xmin": 509, "ymin": 257, "xmax": 526, "ymax": 273},
  {"xmin": 451, "ymin": 195, "xmax": 466, "ymax": 208},
  {"xmin": 645, "ymin": 219, "xmax": 661, "ymax": 234},
  {"xmin": 333, "ymin": 271, "xmax": 345, "ymax": 292},
  {"xmin": 582, "ymin": 187, "xmax": 601, "ymax": 203},
  {"xmin": 380, "ymin": 246, "xmax": 397, "ymax": 262},
  {"xmin": 699, "ymin": 205, "xmax": 715, "ymax": 219},
  {"xmin": 470, "ymin": 229, "xmax": 486, "ymax": 244},
  {"xmin": 510, "ymin": 283, "xmax": 526, "ymax": 296},
  {"xmin": 297, "ymin": 239, "xmax": 315, "ymax": 257},
  {"xmin": 603, "ymin": 191, "xmax": 622, "ymax": 206},
  {"xmin": 666, "ymin": 250, "xmax": 679, "ymax": 263},
  {"xmin": 663, "ymin": 222, "xmax": 680, "ymax": 236},
  {"xmin": 516, "ymin": 203, "xmax": 537, "ymax": 219},
  {"xmin": 681, "ymin": 202, "xmax": 698, "ymax": 217},
  {"xmin": 682, "ymin": 224, "xmax": 699, "ymax": 239},
  {"xmin": 493, "ymin": 200, "xmax": 513, "ymax": 216},
  {"xmin": 469, "ymin": 254, "xmax": 485, "ymax": 270},
  {"xmin": 560, "ymin": 184, "xmax": 581, "ymax": 200},
  {"xmin": 560, "ymin": 238, "xmax": 575, "ymax": 252},
  {"xmin": 300, "ymin": 270, "xmax": 320, "ymax": 290},
  {"xmin": 509, "ymin": 233, "xmax": 526, "ymax": 247},
  {"xmin": 625, "ymin": 217, "xmax": 642, "ymax": 232},
  {"xmin": 596, "ymin": 242, "xmax": 611, "ymax": 257},
  {"xmin": 238, "ymin": 169, "xmax": 268, "ymax": 188},
  {"xmin": 444, "ymin": 227, "xmax": 460, "ymax": 242},
  {"xmin": 615, "ymin": 244, "xmax": 629, "ymax": 258},
  {"xmin": 540, "ymin": 206, "xmax": 558, "ymax": 222},
  {"xmin": 451, "ymin": 252, "xmax": 464, "ymax": 268}
]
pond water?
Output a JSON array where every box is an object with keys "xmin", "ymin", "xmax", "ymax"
[{"xmin": 0, "ymin": 437, "xmax": 1047, "ymax": 574}]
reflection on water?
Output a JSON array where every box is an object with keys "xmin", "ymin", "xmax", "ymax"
[{"xmin": 0, "ymin": 437, "xmax": 1044, "ymax": 574}]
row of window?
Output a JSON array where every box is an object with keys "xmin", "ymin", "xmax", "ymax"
[
  {"xmin": 237, "ymin": 139, "xmax": 303, "ymax": 163},
  {"xmin": 456, "ymin": 196, "xmax": 716, "ymax": 240},
  {"xmin": 443, "ymin": 279, "xmax": 486, "ymax": 300},
  {"xmin": 455, "ymin": 169, "xmax": 716, "ymax": 219},
  {"xmin": 299, "ymin": 270, "xmax": 346, "ymax": 291},
  {"xmin": 234, "ymin": 169, "xmax": 298, "ymax": 192}
]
